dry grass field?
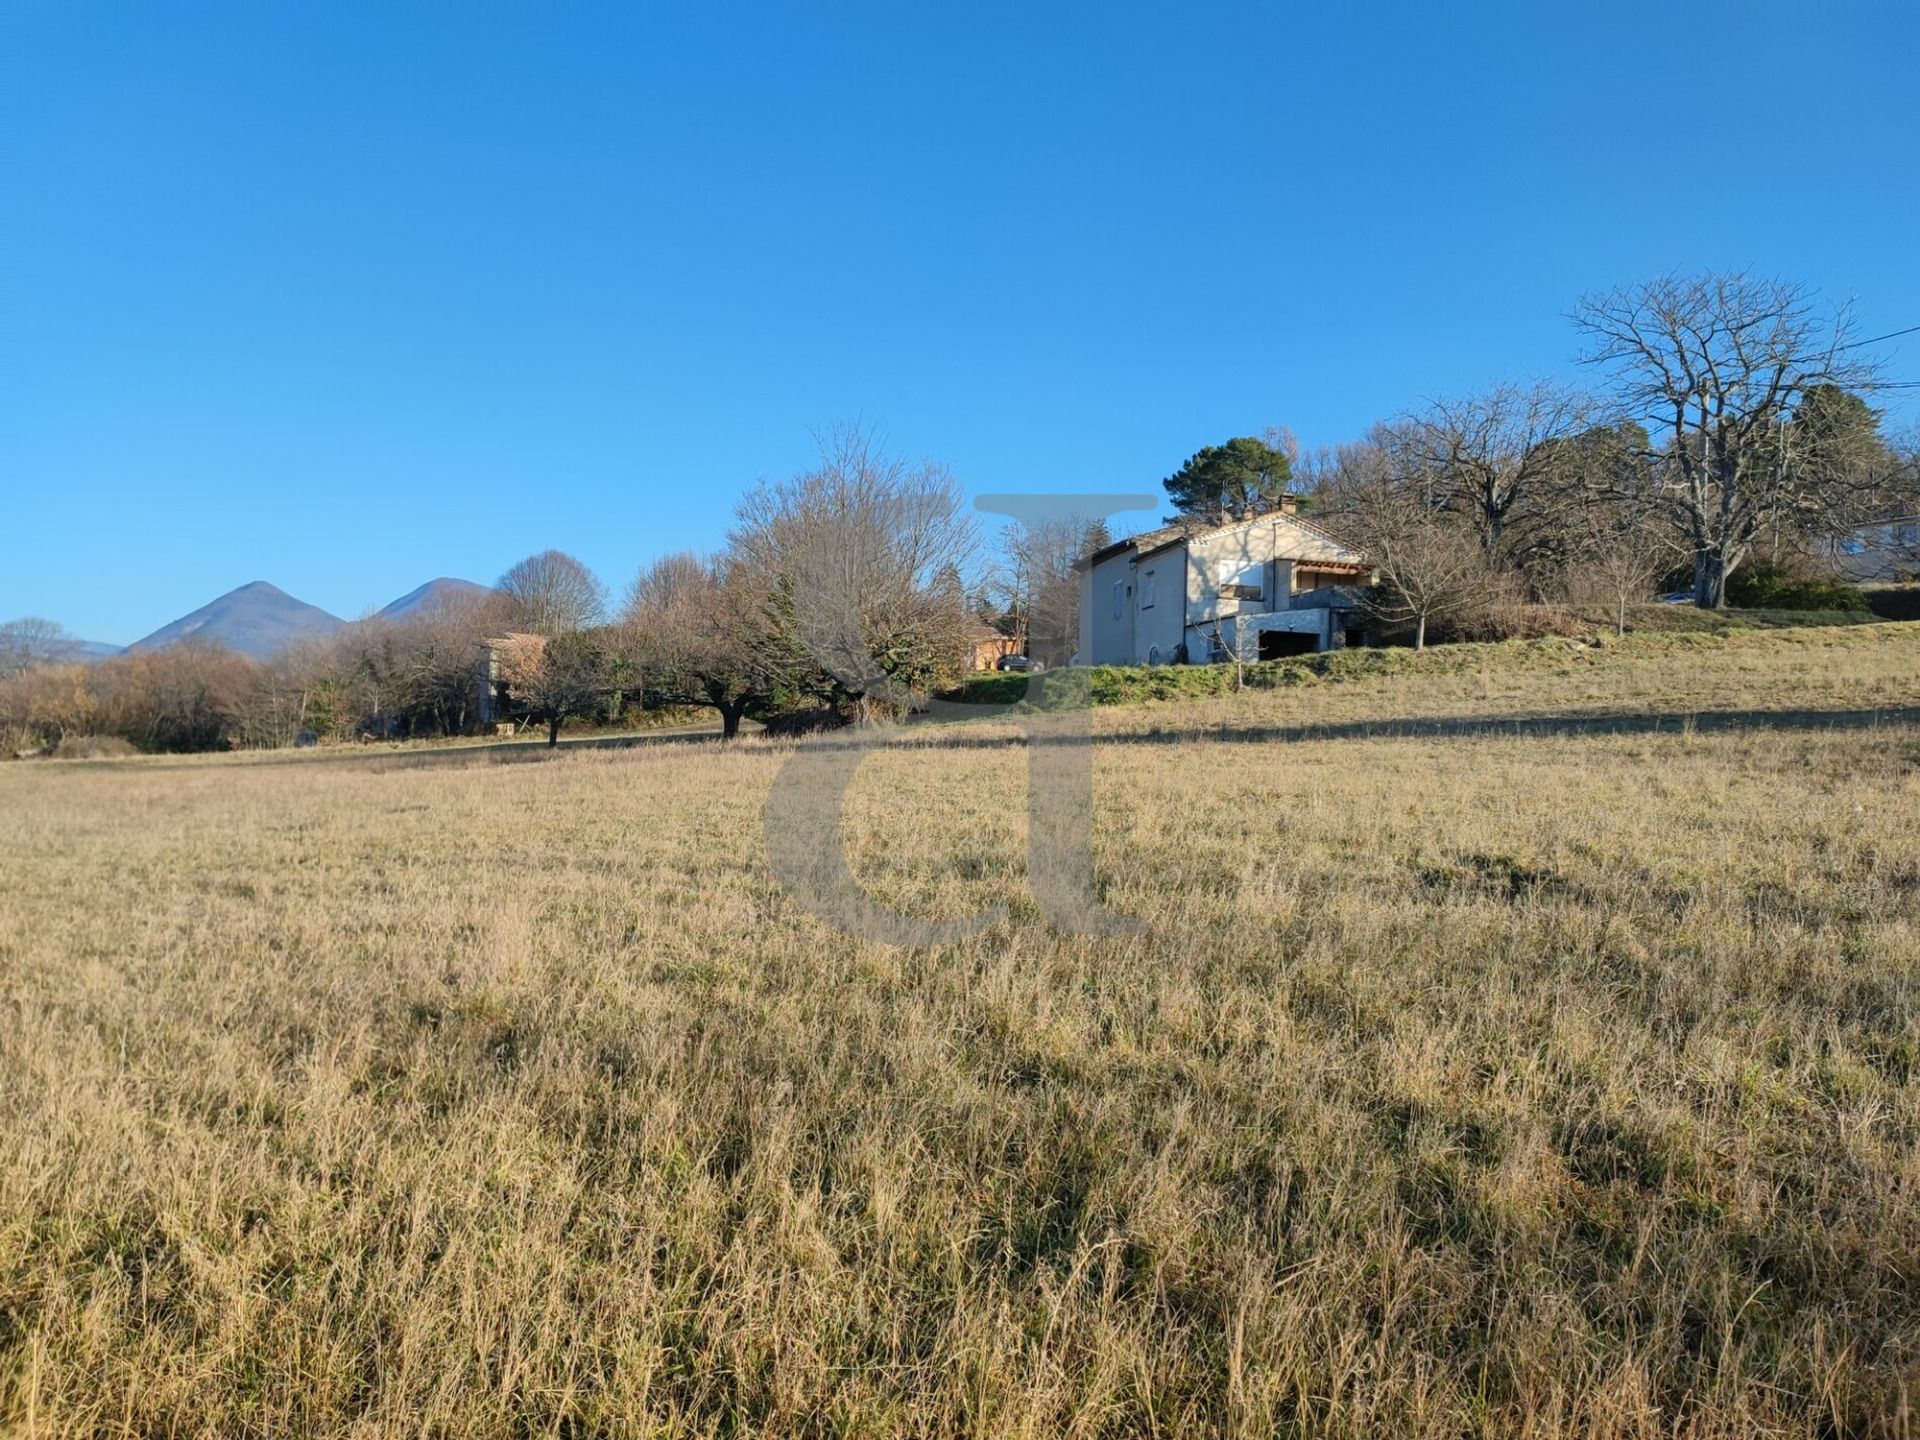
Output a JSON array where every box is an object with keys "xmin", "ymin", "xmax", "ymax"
[{"xmin": 4, "ymin": 625, "xmax": 1920, "ymax": 1438}]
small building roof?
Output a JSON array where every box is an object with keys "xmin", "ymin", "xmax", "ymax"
[{"xmin": 480, "ymin": 631, "xmax": 546, "ymax": 651}]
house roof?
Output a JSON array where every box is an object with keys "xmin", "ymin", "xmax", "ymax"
[
  {"xmin": 1077, "ymin": 509, "xmax": 1366, "ymax": 570},
  {"xmin": 964, "ymin": 619, "xmax": 1015, "ymax": 645}
]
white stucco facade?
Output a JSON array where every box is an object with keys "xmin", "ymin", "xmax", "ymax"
[{"xmin": 1075, "ymin": 510, "xmax": 1370, "ymax": 666}]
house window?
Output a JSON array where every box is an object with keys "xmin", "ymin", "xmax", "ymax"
[
  {"xmin": 1140, "ymin": 570, "xmax": 1156, "ymax": 608},
  {"xmin": 1219, "ymin": 562, "xmax": 1262, "ymax": 601},
  {"xmin": 1112, "ymin": 581, "xmax": 1125, "ymax": 620}
]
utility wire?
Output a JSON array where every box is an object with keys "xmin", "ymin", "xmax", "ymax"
[{"xmin": 1838, "ymin": 323, "xmax": 1920, "ymax": 351}]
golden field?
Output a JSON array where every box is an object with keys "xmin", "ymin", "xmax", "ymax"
[{"xmin": 3, "ymin": 624, "xmax": 1919, "ymax": 1438}]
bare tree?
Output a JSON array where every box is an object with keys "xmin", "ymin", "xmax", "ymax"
[
  {"xmin": 728, "ymin": 424, "xmax": 977, "ymax": 721},
  {"xmin": 488, "ymin": 551, "xmax": 610, "ymax": 745},
  {"xmin": 493, "ymin": 630, "xmax": 608, "ymax": 747},
  {"xmin": 1392, "ymin": 381, "xmax": 1588, "ymax": 565},
  {"xmin": 1202, "ymin": 617, "xmax": 1262, "ymax": 690},
  {"xmin": 1566, "ymin": 492, "xmax": 1673, "ymax": 637},
  {"xmin": 0, "ymin": 617, "xmax": 75, "ymax": 680},
  {"xmin": 1888, "ymin": 438, "xmax": 1920, "ymax": 572},
  {"xmin": 223, "ymin": 652, "xmax": 314, "ymax": 749},
  {"xmin": 1573, "ymin": 272, "xmax": 1886, "ymax": 608},
  {"xmin": 1314, "ymin": 440, "xmax": 1498, "ymax": 650},
  {"xmin": 994, "ymin": 512, "xmax": 1098, "ymax": 668},
  {"xmin": 497, "ymin": 550, "xmax": 606, "ymax": 637},
  {"xmin": 1365, "ymin": 512, "xmax": 1500, "ymax": 651},
  {"xmin": 621, "ymin": 552, "xmax": 776, "ymax": 739},
  {"xmin": 387, "ymin": 590, "xmax": 514, "ymax": 736}
]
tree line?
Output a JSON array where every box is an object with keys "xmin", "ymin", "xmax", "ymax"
[
  {"xmin": 1163, "ymin": 273, "xmax": 1918, "ymax": 646},
  {"xmin": 3, "ymin": 425, "xmax": 992, "ymax": 753},
  {"xmin": 6, "ymin": 271, "xmax": 1918, "ymax": 753}
]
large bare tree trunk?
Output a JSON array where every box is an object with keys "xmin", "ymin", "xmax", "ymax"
[
  {"xmin": 1694, "ymin": 550, "xmax": 1730, "ymax": 610},
  {"xmin": 547, "ymin": 716, "xmax": 561, "ymax": 747}
]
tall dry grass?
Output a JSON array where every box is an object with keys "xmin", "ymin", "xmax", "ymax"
[{"xmin": 2, "ymin": 625, "xmax": 1918, "ymax": 1437}]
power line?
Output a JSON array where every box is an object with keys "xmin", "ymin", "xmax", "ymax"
[{"xmin": 1838, "ymin": 323, "xmax": 1920, "ymax": 351}]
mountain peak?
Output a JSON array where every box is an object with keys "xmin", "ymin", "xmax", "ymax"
[
  {"xmin": 131, "ymin": 582, "xmax": 344, "ymax": 660},
  {"xmin": 96, "ymin": 576, "xmax": 500, "ymax": 663},
  {"xmin": 376, "ymin": 577, "xmax": 495, "ymax": 620}
]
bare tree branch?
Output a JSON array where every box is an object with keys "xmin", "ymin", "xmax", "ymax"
[{"xmin": 1572, "ymin": 272, "xmax": 1887, "ymax": 607}]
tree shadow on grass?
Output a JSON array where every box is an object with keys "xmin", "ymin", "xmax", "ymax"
[
  {"xmin": 111, "ymin": 724, "xmax": 734, "ymax": 775},
  {"xmin": 875, "ymin": 702, "xmax": 1920, "ymax": 755},
  {"xmin": 94, "ymin": 704, "xmax": 1919, "ymax": 776}
]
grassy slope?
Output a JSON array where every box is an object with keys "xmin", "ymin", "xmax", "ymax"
[
  {"xmin": 2, "ymin": 624, "xmax": 1918, "ymax": 1437},
  {"xmin": 953, "ymin": 609, "xmax": 1893, "ymax": 709}
]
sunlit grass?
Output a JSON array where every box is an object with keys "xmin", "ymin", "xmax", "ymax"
[{"xmin": 3, "ymin": 624, "xmax": 1918, "ymax": 1436}]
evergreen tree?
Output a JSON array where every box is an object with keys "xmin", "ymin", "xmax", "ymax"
[{"xmin": 1162, "ymin": 436, "xmax": 1293, "ymax": 521}]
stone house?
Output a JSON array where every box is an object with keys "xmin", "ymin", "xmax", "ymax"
[
  {"xmin": 475, "ymin": 632, "xmax": 544, "ymax": 726},
  {"xmin": 1075, "ymin": 506, "xmax": 1371, "ymax": 666}
]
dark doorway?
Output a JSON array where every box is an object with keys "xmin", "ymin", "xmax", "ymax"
[{"xmin": 1258, "ymin": 629, "xmax": 1318, "ymax": 660}]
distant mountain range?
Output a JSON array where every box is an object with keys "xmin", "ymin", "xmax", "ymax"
[{"xmin": 45, "ymin": 577, "xmax": 497, "ymax": 663}]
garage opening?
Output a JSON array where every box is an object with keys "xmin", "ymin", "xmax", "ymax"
[{"xmin": 1258, "ymin": 629, "xmax": 1318, "ymax": 660}]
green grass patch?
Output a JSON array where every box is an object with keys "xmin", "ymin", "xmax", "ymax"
[{"xmin": 942, "ymin": 614, "xmax": 1907, "ymax": 711}]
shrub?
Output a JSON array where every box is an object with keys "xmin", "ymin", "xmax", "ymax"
[
  {"xmin": 52, "ymin": 735, "xmax": 139, "ymax": 760},
  {"xmin": 1726, "ymin": 560, "xmax": 1869, "ymax": 613},
  {"xmin": 0, "ymin": 662, "xmax": 97, "ymax": 750},
  {"xmin": 1570, "ymin": 603, "xmax": 1877, "ymax": 636},
  {"xmin": 1432, "ymin": 600, "xmax": 1592, "ymax": 644},
  {"xmin": 90, "ymin": 645, "xmax": 256, "ymax": 752},
  {"xmin": 758, "ymin": 705, "xmax": 853, "ymax": 737}
]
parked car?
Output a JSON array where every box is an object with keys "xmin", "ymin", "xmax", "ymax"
[{"xmin": 995, "ymin": 653, "xmax": 1034, "ymax": 671}]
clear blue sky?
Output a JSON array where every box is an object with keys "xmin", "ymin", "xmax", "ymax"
[{"xmin": 4, "ymin": 1, "xmax": 1917, "ymax": 643}]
